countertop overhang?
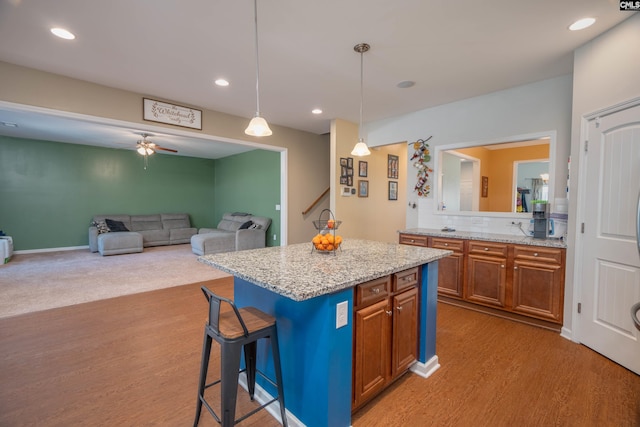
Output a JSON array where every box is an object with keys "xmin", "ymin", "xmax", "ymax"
[{"xmin": 198, "ymin": 239, "xmax": 451, "ymax": 301}]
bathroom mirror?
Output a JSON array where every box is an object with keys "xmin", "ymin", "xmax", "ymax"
[{"xmin": 436, "ymin": 136, "xmax": 552, "ymax": 214}]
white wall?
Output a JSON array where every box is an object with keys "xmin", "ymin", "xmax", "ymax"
[
  {"xmin": 565, "ymin": 14, "xmax": 640, "ymax": 337},
  {"xmin": 366, "ymin": 75, "xmax": 572, "ymax": 235}
]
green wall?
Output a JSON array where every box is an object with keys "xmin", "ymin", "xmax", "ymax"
[
  {"xmin": 213, "ymin": 149, "xmax": 281, "ymax": 246},
  {"xmin": 0, "ymin": 136, "xmax": 280, "ymax": 251}
]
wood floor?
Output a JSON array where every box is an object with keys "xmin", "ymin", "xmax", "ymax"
[{"xmin": 0, "ymin": 278, "xmax": 638, "ymax": 427}]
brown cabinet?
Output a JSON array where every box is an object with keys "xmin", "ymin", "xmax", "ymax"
[
  {"xmin": 466, "ymin": 241, "xmax": 508, "ymax": 309},
  {"xmin": 511, "ymin": 245, "xmax": 565, "ymax": 322},
  {"xmin": 430, "ymin": 237, "xmax": 465, "ymax": 299},
  {"xmin": 352, "ymin": 268, "xmax": 419, "ymax": 411},
  {"xmin": 398, "ymin": 232, "xmax": 565, "ymax": 326}
]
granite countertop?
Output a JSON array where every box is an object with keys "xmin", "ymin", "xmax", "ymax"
[
  {"xmin": 401, "ymin": 228, "xmax": 567, "ymax": 248},
  {"xmin": 198, "ymin": 239, "xmax": 452, "ymax": 302}
]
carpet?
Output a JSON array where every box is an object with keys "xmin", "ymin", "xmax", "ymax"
[{"xmin": 0, "ymin": 244, "xmax": 230, "ymax": 319}]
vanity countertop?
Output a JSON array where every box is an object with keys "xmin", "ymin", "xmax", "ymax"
[
  {"xmin": 400, "ymin": 228, "xmax": 567, "ymax": 249},
  {"xmin": 198, "ymin": 239, "xmax": 452, "ymax": 302}
]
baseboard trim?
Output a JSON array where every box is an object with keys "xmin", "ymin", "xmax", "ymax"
[
  {"xmin": 15, "ymin": 245, "xmax": 89, "ymax": 255},
  {"xmin": 410, "ymin": 355, "xmax": 440, "ymax": 379},
  {"xmin": 238, "ymin": 372, "xmax": 305, "ymax": 427}
]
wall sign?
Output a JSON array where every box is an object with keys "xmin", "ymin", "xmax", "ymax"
[{"xmin": 143, "ymin": 98, "xmax": 202, "ymax": 130}]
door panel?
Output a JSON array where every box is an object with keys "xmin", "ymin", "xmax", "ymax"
[{"xmin": 580, "ymin": 102, "xmax": 640, "ymax": 374}]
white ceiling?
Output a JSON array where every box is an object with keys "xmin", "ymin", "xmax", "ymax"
[{"xmin": 0, "ymin": 0, "xmax": 634, "ymax": 159}]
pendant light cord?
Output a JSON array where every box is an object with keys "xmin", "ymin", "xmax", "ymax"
[
  {"xmin": 253, "ymin": 0, "xmax": 261, "ymax": 117},
  {"xmin": 359, "ymin": 50, "xmax": 363, "ymax": 140}
]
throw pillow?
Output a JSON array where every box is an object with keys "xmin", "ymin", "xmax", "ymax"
[
  {"xmin": 105, "ymin": 219, "xmax": 129, "ymax": 232},
  {"xmin": 239, "ymin": 220, "xmax": 253, "ymax": 229},
  {"xmin": 91, "ymin": 220, "xmax": 110, "ymax": 234}
]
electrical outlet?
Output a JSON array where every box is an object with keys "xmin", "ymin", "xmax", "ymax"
[
  {"xmin": 336, "ymin": 301, "xmax": 348, "ymax": 328},
  {"xmin": 273, "ymin": 234, "xmax": 277, "ymax": 241}
]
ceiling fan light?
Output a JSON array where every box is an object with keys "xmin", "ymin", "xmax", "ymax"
[
  {"xmin": 146, "ymin": 147, "xmax": 154, "ymax": 155},
  {"xmin": 245, "ymin": 115, "xmax": 272, "ymax": 136},
  {"xmin": 137, "ymin": 146, "xmax": 147, "ymax": 155},
  {"xmin": 351, "ymin": 139, "xmax": 371, "ymax": 156}
]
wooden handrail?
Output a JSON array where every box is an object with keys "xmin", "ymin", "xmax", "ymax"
[{"xmin": 302, "ymin": 187, "xmax": 330, "ymax": 215}]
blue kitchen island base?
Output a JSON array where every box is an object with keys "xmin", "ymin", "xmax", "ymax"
[{"xmin": 233, "ymin": 261, "xmax": 440, "ymax": 427}]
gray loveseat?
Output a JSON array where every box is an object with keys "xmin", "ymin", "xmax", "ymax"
[
  {"xmin": 89, "ymin": 213, "xmax": 197, "ymax": 256},
  {"xmin": 190, "ymin": 212, "xmax": 271, "ymax": 256}
]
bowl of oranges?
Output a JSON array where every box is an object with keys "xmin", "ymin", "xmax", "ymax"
[
  {"xmin": 312, "ymin": 232, "xmax": 343, "ymax": 253},
  {"xmin": 311, "ymin": 209, "xmax": 343, "ymax": 253}
]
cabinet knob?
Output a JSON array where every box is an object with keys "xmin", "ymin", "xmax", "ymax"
[
  {"xmin": 484, "ymin": 247, "xmax": 489, "ymax": 251},
  {"xmin": 370, "ymin": 288, "xmax": 380, "ymax": 294},
  {"xmin": 444, "ymin": 243, "xmax": 449, "ymax": 246},
  {"xmin": 501, "ymin": 264, "xmax": 505, "ymax": 268},
  {"xmin": 514, "ymin": 266, "xmax": 518, "ymax": 270},
  {"xmin": 396, "ymin": 306, "xmax": 403, "ymax": 311},
  {"xmin": 410, "ymin": 239, "xmax": 415, "ymax": 243},
  {"xmin": 534, "ymin": 253, "xmax": 539, "ymax": 257},
  {"xmin": 385, "ymin": 310, "xmax": 393, "ymax": 316}
]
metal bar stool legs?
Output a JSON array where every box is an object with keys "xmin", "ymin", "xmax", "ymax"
[{"xmin": 194, "ymin": 286, "xmax": 287, "ymax": 427}]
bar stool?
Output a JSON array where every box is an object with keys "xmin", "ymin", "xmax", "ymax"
[{"xmin": 194, "ymin": 286, "xmax": 287, "ymax": 427}]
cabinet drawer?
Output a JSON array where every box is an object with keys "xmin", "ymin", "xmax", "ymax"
[
  {"xmin": 356, "ymin": 276, "xmax": 390, "ymax": 308},
  {"xmin": 431, "ymin": 237, "xmax": 464, "ymax": 252},
  {"xmin": 468, "ymin": 241, "xmax": 508, "ymax": 257},
  {"xmin": 393, "ymin": 267, "xmax": 419, "ymax": 292},
  {"xmin": 399, "ymin": 233, "xmax": 428, "ymax": 247},
  {"xmin": 513, "ymin": 245, "xmax": 564, "ymax": 264}
]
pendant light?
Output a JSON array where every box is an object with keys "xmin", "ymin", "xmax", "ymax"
[
  {"xmin": 351, "ymin": 43, "xmax": 371, "ymax": 156},
  {"xmin": 245, "ymin": 0, "xmax": 272, "ymax": 137}
]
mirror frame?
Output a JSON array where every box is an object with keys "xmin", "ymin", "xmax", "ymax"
[{"xmin": 434, "ymin": 130, "xmax": 557, "ymax": 218}]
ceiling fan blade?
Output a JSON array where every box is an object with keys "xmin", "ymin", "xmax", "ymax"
[{"xmin": 155, "ymin": 146, "xmax": 178, "ymax": 153}]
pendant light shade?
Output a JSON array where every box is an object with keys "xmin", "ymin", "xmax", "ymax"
[
  {"xmin": 351, "ymin": 43, "xmax": 371, "ymax": 156},
  {"xmin": 245, "ymin": 0, "xmax": 272, "ymax": 137},
  {"xmin": 245, "ymin": 115, "xmax": 272, "ymax": 136},
  {"xmin": 351, "ymin": 139, "xmax": 371, "ymax": 156}
]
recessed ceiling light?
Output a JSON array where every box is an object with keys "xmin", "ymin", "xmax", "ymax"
[
  {"xmin": 397, "ymin": 80, "xmax": 415, "ymax": 89},
  {"xmin": 214, "ymin": 78, "xmax": 229, "ymax": 87},
  {"xmin": 50, "ymin": 27, "xmax": 76, "ymax": 40},
  {"xmin": 312, "ymin": 108, "xmax": 323, "ymax": 115},
  {"xmin": 569, "ymin": 18, "xmax": 595, "ymax": 31}
]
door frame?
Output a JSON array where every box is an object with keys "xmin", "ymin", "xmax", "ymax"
[{"xmin": 571, "ymin": 95, "xmax": 640, "ymax": 343}]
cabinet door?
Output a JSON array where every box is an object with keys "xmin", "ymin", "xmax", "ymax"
[
  {"xmin": 512, "ymin": 260, "xmax": 564, "ymax": 323},
  {"xmin": 353, "ymin": 298, "xmax": 391, "ymax": 409},
  {"xmin": 436, "ymin": 252, "xmax": 465, "ymax": 298},
  {"xmin": 467, "ymin": 254, "xmax": 507, "ymax": 308},
  {"xmin": 431, "ymin": 238, "xmax": 464, "ymax": 299},
  {"xmin": 391, "ymin": 287, "xmax": 418, "ymax": 378}
]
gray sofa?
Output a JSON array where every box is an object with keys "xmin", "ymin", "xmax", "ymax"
[
  {"xmin": 190, "ymin": 212, "xmax": 271, "ymax": 256},
  {"xmin": 89, "ymin": 213, "xmax": 197, "ymax": 256}
]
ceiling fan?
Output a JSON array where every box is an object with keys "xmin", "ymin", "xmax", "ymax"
[
  {"xmin": 136, "ymin": 133, "xmax": 177, "ymax": 155},
  {"xmin": 135, "ymin": 133, "xmax": 177, "ymax": 169}
]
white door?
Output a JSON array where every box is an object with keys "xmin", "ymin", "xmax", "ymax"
[{"xmin": 579, "ymin": 101, "xmax": 640, "ymax": 375}]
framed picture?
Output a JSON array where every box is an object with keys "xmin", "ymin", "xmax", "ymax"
[
  {"xmin": 388, "ymin": 181, "xmax": 398, "ymax": 200},
  {"xmin": 346, "ymin": 167, "xmax": 353, "ymax": 177},
  {"xmin": 347, "ymin": 157, "xmax": 354, "ymax": 168},
  {"xmin": 347, "ymin": 176, "xmax": 353, "ymax": 187},
  {"xmin": 143, "ymin": 98, "xmax": 202, "ymax": 130},
  {"xmin": 388, "ymin": 154, "xmax": 399, "ymax": 179},
  {"xmin": 340, "ymin": 157, "xmax": 348, "ymax": 167},
  {"xmin": 482, "ymin": 176, "xmax": 489, "ymax": 198},
  {"xmin": 340, "ymin": 176, "xmax": 348, "ymax": 185},
  {"xmin": 359, "ymin": 161, "xmax": 368, "ymax": 177},
  {"xmin": 358, "ymin": 180, "xmax": 369, "ymax": 197}
]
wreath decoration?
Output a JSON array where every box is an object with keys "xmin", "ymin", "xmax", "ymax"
[{"xmin": 410, "ymin": 136, "xmax": 434, "ymax": 197}]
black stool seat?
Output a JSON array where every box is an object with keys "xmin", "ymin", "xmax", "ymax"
[{"xmin": 194, "ymin": 286, "xmax": 287, "ymax": 427}]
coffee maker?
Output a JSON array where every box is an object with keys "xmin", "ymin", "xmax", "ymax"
[{"xmin": 532, "ymin": 202, "xmax": 549, "ymax": 239}]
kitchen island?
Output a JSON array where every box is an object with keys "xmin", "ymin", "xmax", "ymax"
[{"xmin": 198, "ymin": 239, "xmax": 451, "ymax": 427}]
